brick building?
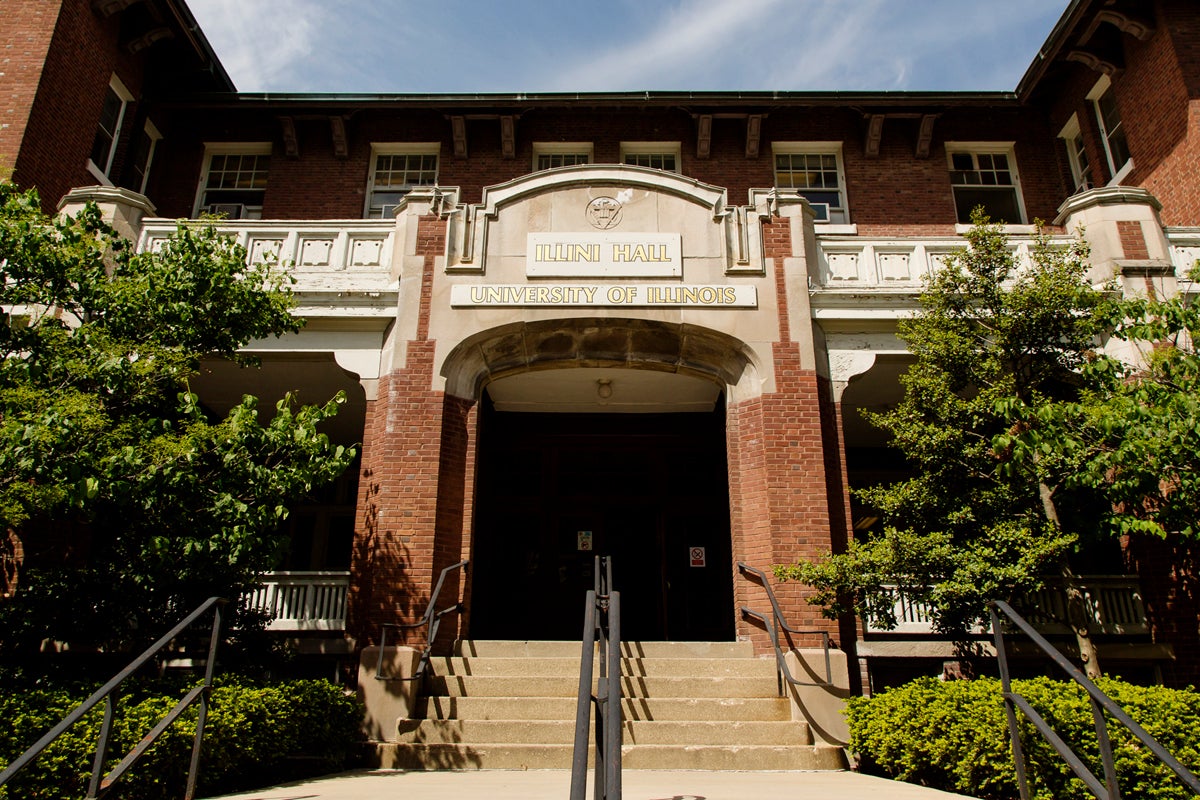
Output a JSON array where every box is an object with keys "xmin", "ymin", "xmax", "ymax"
[{"xmin": 4, "ymin": 0, "xmax": 1200, "ymax": 693}]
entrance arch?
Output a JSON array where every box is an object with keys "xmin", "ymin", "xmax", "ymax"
[{"xmin": 442, "ymin": 318, "xmax": 759, "ymax": 641}]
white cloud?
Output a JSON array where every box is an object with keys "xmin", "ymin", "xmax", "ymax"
[{"xmin": 189, "ymin": 0, "xmax": 327, "ymax": 91}]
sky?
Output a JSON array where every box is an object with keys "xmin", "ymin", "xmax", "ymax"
[{"xmin": 185, "ymin": 0, "xmax": 1074, "ymax": 95}]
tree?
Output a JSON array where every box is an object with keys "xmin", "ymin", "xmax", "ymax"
[
  {"xmin": 0, "ymin": 182, "xmax": 356, "ymax": 652},
  {"xmin": 778, "ymin": 213, "xmax": 1111, "ymax": 675}
]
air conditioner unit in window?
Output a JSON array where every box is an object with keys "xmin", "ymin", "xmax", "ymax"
[{"xmin": 204, "ymin": 203, "xmax": 247, "ymax": 219}]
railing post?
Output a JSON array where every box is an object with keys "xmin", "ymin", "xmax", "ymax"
[
  {"xmin": 186, "ymin": 601, "xmax": 223, "ymax": 800},
  {"xmin": 990, "ymin": 605, "xmax": 1031, "ymax": 800},
  {"xmin": 86, "ymin": 693, "xmax": 117, "ymax": 799},
  {"xmin": 1091, "ymin": 695, "xmax": 1121, "ymax": 800},
  {"xmin": 606, "ymin": 589, "xmax": 622, "ymax": 800},
  {"xmin": 570, "ymin": 590, "xmax": 597, "ymax": 800}
]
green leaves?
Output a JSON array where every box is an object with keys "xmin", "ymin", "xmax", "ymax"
[{"xmin": 0, "ymin": 182, "xmax": 355, "ymax": 651}]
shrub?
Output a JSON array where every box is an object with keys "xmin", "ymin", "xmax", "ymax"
[
  {"xmin": 0, "ymin": 677, "xmax": 364, "ymax": 800},
  {"xmin": 848, "ymin": 676, "xmax": 1200, "ymax": 800}
]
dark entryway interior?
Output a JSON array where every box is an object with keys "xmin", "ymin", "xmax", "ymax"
[{"xmin": 470, "ymin": 395, "xmax": 734, "ymax": 641}]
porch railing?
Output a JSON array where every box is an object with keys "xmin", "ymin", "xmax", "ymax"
[
  {"xmin": 244, "ymin": 571, "xmax": 350, "ymax": 631},
  {"xmin": 864, "ymin": 576, "xmax": 1147, "ymax": 636}
]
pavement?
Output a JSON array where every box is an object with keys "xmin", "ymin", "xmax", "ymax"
[{"xmin": 201, "ymin": 769, "xmax": 980, "ymax": 800}]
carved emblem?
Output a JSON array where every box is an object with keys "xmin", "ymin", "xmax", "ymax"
[{"xmin": 586, "ymin": 196, "xmax": 622, "ymax": 230}]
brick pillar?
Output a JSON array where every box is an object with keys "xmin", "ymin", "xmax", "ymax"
[
  {"xmin": 347, "ymin": 204, "xmax": 478, "ymax": 651},
  {"xmin": 729, "ymin": 204, "xmax": 853, "ymax": 656}
]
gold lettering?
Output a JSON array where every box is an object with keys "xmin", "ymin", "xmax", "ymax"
[
  {"xmin": 581, "ymin": 286, "xmax": 597, "ymax": 303},
  {"xmin": 612, "ymin": 244, "xmax": 632, "ymax": 262},
  {"xmin": 723, "ymin": 287, "xmax": 737, "ymax": 304}
]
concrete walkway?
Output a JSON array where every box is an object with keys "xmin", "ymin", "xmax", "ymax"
[{"xmin": 202, "ymin": 769, "xmax": 980, "ymax": 800}]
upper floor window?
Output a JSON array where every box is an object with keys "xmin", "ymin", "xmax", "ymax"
[
  {"xmin": 1088, "ymin": 76, "xmax": 1131, "ymax": 182},
  {"xmin": 194, "ymin": 143, "xmax": 271, "ymax": 219},
  {"xmin": 88, "ymin": 75, "xmax": 132, "ymax": 183},
  {"xmin": 773, "ymin": 143, "xmax": 848, "ymax": 223},
  {"xmin": 128, "ymin": 119, "xmax": 162, "ymax": 195},
  {"xmin": 946, "ymin": 144, "xmax": 1025, "ymax": 224},
  {"xmin": 621, "ymin": 142, "xmax": 680, "ymax": 173},
  {"xmin": 534, "ymin": 143, "xmax": 592, "ymax": 171},
  {"xmin": 1058, "ymin": 115, "xmax": 1092, "ymax": 194},
  {"xmin": 365, "ymin": 144, "xmax": 440, "ymax": 218}
]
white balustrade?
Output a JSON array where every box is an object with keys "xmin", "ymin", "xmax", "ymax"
[
  {"xmin": 245, "ymin": 571, "xmax": 351, "ymax": 631},
  {"xmin": 814, "ymin": 233, "xmax": 1075, "ymax": 291},
  {"xmin": 865, "ymin": 576, "xmax": 1147, "ymax": 636},
  {"xmin": 136, "ymin": 219, "xmax": 397, "ymax": 293}
]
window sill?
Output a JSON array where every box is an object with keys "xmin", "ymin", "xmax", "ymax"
[
  {"xmin": 955, "ymin": 223, "xmax": 1036, "ymax": 235},
  {"xmin": 85, "ymin": 160, "xmax": 114, "ymax": 187},
  {"xmin": 814, "ymin": 223, "xmax": 858, "ymax": 235},
  {"xmin": 1108, "ymin": 158, "xmax": 1135, "ymax": 187}
]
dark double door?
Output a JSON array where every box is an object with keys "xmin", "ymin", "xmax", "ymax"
[{"xmin": 470, "ymin": 405, "xmax": 734, "ymax": 641}]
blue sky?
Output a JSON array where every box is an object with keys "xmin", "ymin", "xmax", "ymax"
[{"xmin": 186, "ymin": 0, "xmax": 1072, "ymax": 94}]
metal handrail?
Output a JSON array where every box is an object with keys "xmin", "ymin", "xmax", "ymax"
[
  {"xmin": 570, "ymin": 555, "xmax": 622, "ymax": 800},
  {"xmin": 0, "ymin": 596, "xmax": 227, "ymax": 800},
  {"xmin": 737, "ymin": 562, "xmax": 832, "ymax": 688},
  {"xmin": 376, "ymin": 559, "xmax": 468, "ymax": 684},
  {"xmin": 989, "ymin": 599, "xmax": 1200, "ymax": 800}
]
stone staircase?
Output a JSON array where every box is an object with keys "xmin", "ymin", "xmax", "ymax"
[{"xmin": 373, "ymin": 640, "xmax": 846, "ymax": 770}]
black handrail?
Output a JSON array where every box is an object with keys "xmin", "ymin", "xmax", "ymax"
[
  {"xmin": 376, "ymin": 559, "xmax": 468, "ymax": 684},
  {"xmin": 0, "ymin": 596, "xmax": 226, "ymax": 800},
  {"xmin": 570, "ymin": 555, "xmax": 622, "ymax": 800},
  {"xmin": 737, "ymin": 562, "xmax": 832, "ymax": 689},
  {"xmin": 989, "ymin": 599, "xmax": 1200, "ymax": 799}
]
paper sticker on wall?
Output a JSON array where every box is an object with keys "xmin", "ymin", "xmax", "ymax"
[{"xmin": 690, "ymin": 546, "xmax": 706, "ymax": 567}]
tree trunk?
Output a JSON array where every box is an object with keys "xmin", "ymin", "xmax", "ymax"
[{"xmin": 1039, "ymin": 482, "xmax": 1102, "ymax": 679}]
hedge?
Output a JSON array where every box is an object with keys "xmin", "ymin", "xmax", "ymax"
[
  {"xmin": 0, "ymin": 677, "xmax": 364, "ymax": 800},
  {"xmin": 848, "ymin": 676, "xmax": 1200, "ymax": 800}
]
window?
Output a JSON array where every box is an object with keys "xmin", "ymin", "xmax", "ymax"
[
  {"xmin": 88, "ymin": 75, "xmax": 132, "ymax": 183},
  {"xmin": 1089, "ymin": 76, "xmax": 1131, "ymax": 181},
  {"xmin": 773, "ymin": 143, "xmax": 848, "ymax": 223},
  {"xmin": 621, "ymin": 142, "xmax": 680, "ymax": 173},
  {"xmin": 1065, "ymin": 115, "xmax": 1094, "ymax": 193},
  {"xmin": 365, "ymin": 144, "xmax": 440, "ymax": 218},
  {"xmin": 946, "ymin": 144, "xmax": 1025, "ymax": 224},
  {"xmin": 128, "ymin": 120, "xmax": 162, "ymax": 195},
  {"xmin": 1058, "ymin": 115, "xmax": 1092, "ymax": 193},
  {"xmin": 533, "ymin": 142, "xmax": 592, "ymax": 171},
  {"xmin": 194, "ymin": 143, "xmax": 271, "ymax": 219}
]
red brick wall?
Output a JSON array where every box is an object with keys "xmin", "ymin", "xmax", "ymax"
[
  {"xmin": 1126, "ymin": 535, "xmax": 1200, "ymax": 688},
  {"xmin": 0, "ymin": 0, "xmax": 61, "ymax": 183},
  {"xmin": 13, "ymin": 0, "xmax": 146, "ymax": 210},
  {"xmin": 145, "ymin": 102, "xmax": 1071, "ymax": 231}
]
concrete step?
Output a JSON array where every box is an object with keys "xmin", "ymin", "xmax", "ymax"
[
  {"xmin": 425, "ymin": 673, "xmax": 778, "ymax": 698},
  {"xmin": 621, "ymin": 743, "xmax": 847, "ymax": 771},
  {"xmin": 429, "ymin": 655, "xmax": 778, "ymax": 678},
  {"xmin": 454, "ymin": 640, "xmax": 754, "ymax": 659},
  {"xmin": 372, "ymin": 742, "xmax": 845, "ymax": 771},
  {"xmin": 420, "ymin": 695, "xmax": 792, "ymax": 722},
  {"xmin": 396, "ymin": 719, "xmax": 812, "ymax": 747}
]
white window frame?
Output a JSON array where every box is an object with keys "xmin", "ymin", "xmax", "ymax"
[
  {"xmin": 132, "ymin": 119, "xmax": 163, "ymax": 195},
  {"xmin": 363, "ymin": 143, "xmax": 441, "ymax": 218},
  {"xmin": 1087, "ymin": 75, "xmax": 1133, "ymax": 184},
  {"xmin": 620, "ymin": 141, "xmax": 681, "ymax": 173},
  {"xmin": 1058, "ymin": 115, "xmax": 1092, "ymax": 194},
  {"xmin": 533, "ymin": 142, "xmax": 593, "ymax": 171},
  {"xmin": 945, "ymin": 142, "xmax": 1028, "ymax": 226},
  {"xmin": 192, "ymin": 142, "xmax": 272, "ymax": 219},
  {"xmin": 772, "ymin": 142, "xmax": 849, "ymax": 224},
  {"xmin": 86, "ymin": 75, "xmax": 133, "ymax": 184}
]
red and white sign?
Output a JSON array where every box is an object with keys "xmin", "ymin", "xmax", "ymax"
[{"xmin": 690, "ymin": 546, "xmax": 706, "ymax": 567}]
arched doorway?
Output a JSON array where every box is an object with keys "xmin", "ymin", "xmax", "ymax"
[{"xmin": 442, "ymin": 319, "xmax": 757, "ymax": 642}]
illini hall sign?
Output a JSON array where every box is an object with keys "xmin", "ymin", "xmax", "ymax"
[{"xmin": 448, "ymin": 233, "xmax": 758, "ymax": 308}]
